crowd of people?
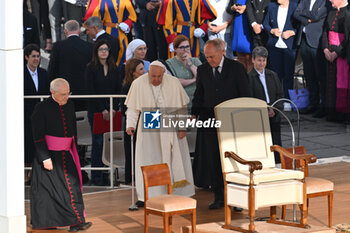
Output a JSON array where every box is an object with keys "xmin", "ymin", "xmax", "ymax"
[{"xmin": 23, "ymin": 0, "xmax": 350, "ymax": 230}]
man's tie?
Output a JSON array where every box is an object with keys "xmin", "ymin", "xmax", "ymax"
[{"xmin": 214, "ymin": 66, "xmax": 221, "ymax": 80}]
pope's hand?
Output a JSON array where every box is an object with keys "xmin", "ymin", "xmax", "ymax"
[{"xmin": 126, "ymin": 127, "xmax": 135, "ymax": 136}]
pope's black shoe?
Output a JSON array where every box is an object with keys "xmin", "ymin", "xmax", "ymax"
[
  {"xmin": 208, "ymin": 200, "xmax": 224, "ymax": 209},
  {"xmin": 69, "ymin": 222, "xmax": 92, "ymax": 232},
  {"xmin": 136, "ymin": 200, "xmax": 144, "ymax": 207}
]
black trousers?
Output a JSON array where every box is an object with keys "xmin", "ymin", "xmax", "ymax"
[
  {"xmin": 270, "ymin": 120, "xmax": 282, "ymax": 163},
  {"xmin": 268, "ymin": 46, "xmax": 296, "ymax": 99},
  {"xmin": 300, "ymin": 34, "xmax": 326, "ymax": 109}
]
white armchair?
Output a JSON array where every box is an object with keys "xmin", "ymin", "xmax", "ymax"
[{"xmin": 214, "ymin": 97, "xmax": 315, "ymax": 232}]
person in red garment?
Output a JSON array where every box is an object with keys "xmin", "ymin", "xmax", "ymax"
[{"xmin": 30, "ymin": 78, "xmax": 92, "ymax": 232}]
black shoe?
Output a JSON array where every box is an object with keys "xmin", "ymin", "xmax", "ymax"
[
  {"xmin": 233, "ymin": 207, "xmax": 243, "ymax": 212},
  {"xmin": 208, "ymin": 200, "xmax": 224, "ymax": 209},
  {"xmin": 69, "ymin": 226, "xmax": 79, "ymax": 232},
  {"xmin": 69, "ymin": 222, "xmax": 92, "ymax": 232},
  {"xmin": 78, "ymin": 222, "xmax": 92, "ymax": 230},
  {"xmin": 312, "ymin": 109, "xmax": 326, "ymax": 118},
  {"xmin": 136, "ymin": 200, "xmax": 144, "ymax": 207}
]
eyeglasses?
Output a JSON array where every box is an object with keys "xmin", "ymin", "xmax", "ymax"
[
  {"xmin": 98, "ymin": 48, "xmax": 110, "ymax": 52},
  {"xmin": 29, "ymin": 55, "xmax": 40, "ymax": 58},
  {"xmin": 177, "ymin": 45, "xmax": 191, "ymax": 50}
]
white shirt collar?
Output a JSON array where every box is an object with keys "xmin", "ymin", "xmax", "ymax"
[
  {"xmin": 26, "ymin": 65, "xmax": 37, "ymax": 76},
  {"xmin": 94, "ymin": 29, "xmax": 106, "ymax": 41},
  {"xmin": 255, "ymin": 68, "xmax": 265, "ymax": 76},
  {"xmin": 218, "ymin": 56, "xmax": 224, "ymax": 69},
  {"xmin": 213, "ymin": 56, "xmax": 225, "ymax": 73},
  {"xmin": 68, "ymin": 33, "xmax": 79, "ymax": 38}
]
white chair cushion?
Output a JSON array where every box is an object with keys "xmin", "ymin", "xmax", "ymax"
[
  {"xmin": 306, "ymin": 177, "xmax": 334, "ymax": 194},
  {"xmin": 226, "ymin": 168, "xmax": 304, "ymax": 185},
  {"xmin": 146, "ymin": 195, "xmax": 196, "ymax": 212}
]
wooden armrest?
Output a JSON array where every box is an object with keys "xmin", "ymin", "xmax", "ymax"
[
  {"xmin": 225, "ymin": 151, "xmax": 263, "ymax": 173},
  {"xmin": 270, "ymin": 145, "xmax": 317, "ymax": 164}
]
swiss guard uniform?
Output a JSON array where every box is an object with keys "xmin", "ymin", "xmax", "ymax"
[
  {"xmin": 157, "ymin": 0, "xmax": 217, "ymax": 57},
  {"xmin": 84, "ymin": 0, "xmax": 137, "ymax": 68}
]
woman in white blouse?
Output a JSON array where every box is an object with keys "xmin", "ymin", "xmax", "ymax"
[{"xmin": 263, "ymin": 0, "xmax": 298, "ymax": 100}]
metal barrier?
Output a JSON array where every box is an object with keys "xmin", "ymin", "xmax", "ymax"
[{"xmin": 24, "ymin": 94, "xmax": 127, "ymax": 188}]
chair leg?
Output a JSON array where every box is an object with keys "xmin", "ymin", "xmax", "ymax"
[
  {"xmin": 281, "ymin": 205, "xmax": 286, "ymax": 220},
  {"xmin": 300, "ymin": 182, "xmax": 307, "ymax": 225},
  {"xmin": 144, "ymin": 211, "xmax": 149, "ymax": 233},
  {"xmin": 169, "ymin": 216, "xmax": 172, "ymax": 233},
  {"xmin": 248, "ymin": 186, "xmax": 256, "ymax": 232},
  {"xmin": 270, "ymin": 206, "xmax": 277, "ymax": 221},
  {"xmin": 224, "ymin": 184, "xmax": 231, "ymax": 227},
  {"xmin": 191, "ymin": 209, "xmax": 196, "ymax": 233},
  {"xmin": 306, "ymin": 198, "xmax": 309, "ymax": 218},
  {"xmin": 328, "ymin": 191, "xmax": 333, "ymax": 227},
  {"xmin": 163, "ymin": 213, "xmax": 169, "ymax": 233}
]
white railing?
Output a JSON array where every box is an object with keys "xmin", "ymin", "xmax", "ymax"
[{"xmin": 24, "ymin": 94, "xmax": 127, "ymax": 188}]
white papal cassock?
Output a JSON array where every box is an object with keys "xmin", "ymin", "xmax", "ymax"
[{"xmin": 125, "ymin": 72, "xmax": 195, "ymax": 201}]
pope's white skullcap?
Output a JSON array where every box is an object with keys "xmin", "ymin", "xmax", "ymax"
[{"xmin": 150, "ymin": 60, "xmax": 166, "ymax": 70}]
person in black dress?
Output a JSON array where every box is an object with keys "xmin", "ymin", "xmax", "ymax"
[
  {"xmin": 85, "ymin": 39, "xmax": 121, "ymax": 186},
  {"xmin": 321, "ymin": 0, "xmax": 350, "ymax": 122},
  {"xmin": 121, "ymin": 58, "xmax": 145, "ymax": 184},
  {"xmin": 31, "ymin": 78, "xmax": 92, "ymax": 231}
]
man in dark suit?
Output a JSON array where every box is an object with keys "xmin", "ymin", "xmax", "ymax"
[
  {"xmin": 23, "ymin": 3, "xmax": 40, "ymax": 47},
  {"xmin": 293, "ymin": 0, "xmax": 328, "ymax": 116},
  {"xmin": 246, "ymin": 0, "xmax": 270, "ymax": 47},
  {"xmin": 48, "ymin": 19, "xmax": 93, "ymax": 111},
  {"xmin": 248, "ymin": 46, "xmax": 284, "ymax": 162},
  {"xmin": 24, "ymin": 44, "xmax": 50, "ymax": 183},
  {"xmin": 191, "ymin": 38, "xmax": 251, "ymax": 209},
  {"xmin": 84, "ymin": 16, "xmax": 120, "ymax": 63}
]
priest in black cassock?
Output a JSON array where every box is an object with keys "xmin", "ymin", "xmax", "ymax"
[
  {"xmin": 321, "ymin": 0, "xmax": 350, "ymax": 122},
  {"xmin": 30, "ymin": 78, "xmax": 92, "ymax": 232},
  {"xmin": 191, "ymin": 39, "xmax": 251, "ymax": 210}
]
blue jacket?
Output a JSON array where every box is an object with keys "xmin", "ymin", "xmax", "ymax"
[
  {"xmin": 263, "ymin": 1, "xmax": 298, "ymax": 50},
  {"xmin": 293, "ymin": 0, "xmax": 328, "ymax": 48}
]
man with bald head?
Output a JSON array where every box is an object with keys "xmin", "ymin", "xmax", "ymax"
[
  {"xmin": 125, "ymin": 61, "xmax": 195, "ymax": 206},
  {"xmin": 31, "ymin": 78, "xmax": 92, "ymax": 231},
  {"xmin": 48, "ymin": 20, "xmax": 93, "ymax": 111}
]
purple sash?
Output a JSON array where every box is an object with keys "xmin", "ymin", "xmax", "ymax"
[{"xmin": 45, "ymin": 135, "xmax": 83, "ymax": 192}]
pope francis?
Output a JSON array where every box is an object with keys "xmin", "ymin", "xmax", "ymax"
[{"xmin": 125, "ymin": 61, "xmax": 195, "ymax": 204}]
